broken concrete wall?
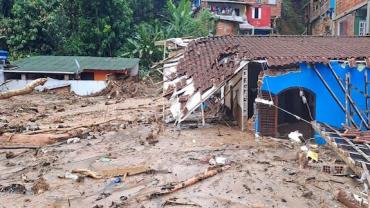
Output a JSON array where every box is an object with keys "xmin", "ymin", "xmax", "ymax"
[
  {"xmin": 0, "ymin": 78, "xmax": 107, "ymax": 96},
  {"xmin": 257, "ymin": 61, "xmax": 370, "ymax": 135},
  {"xmin": 0, "ymin": 68, "xmax": 4, "ymax": 84},
  {"xmin": 223, "ymin": 68, "xmax": 247, "ymax": 127}
]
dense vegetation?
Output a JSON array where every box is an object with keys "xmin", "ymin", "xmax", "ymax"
[
  {"xmin": 0, "ymin": 0, "xmax": 214, "ymax": 72},
  {"xmin": 278, "ymin": 0, "xmax": 308, "ymax": 35},
  {"xmin": 0, "ymin": 0, "xmax": 305, "ymax": 72}
]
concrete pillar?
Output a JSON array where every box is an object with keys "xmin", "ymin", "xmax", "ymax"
[
  {"xmin": 367, "ymin": 0, "xmax": 370, "ymax": 34},
  {"xmin": 64, "ymin": 74, "xmax": 69, "ymax": 80},
  {"xmin": 21, "ymin": 74, "xmax": 26, "ymax": 80},
  {"xmin": 130, "ymin": 65, "xmax": 139, "ymax": 77}
]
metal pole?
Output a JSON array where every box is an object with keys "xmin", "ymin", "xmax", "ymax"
[
  {"xmin": 367, "ymin": 0, "xmax": 370, "ymax": 34},
  {"xmin": 327, "ymin": 63, "xmax": 369, "ymax": 129},
  {"xmin": 366, "ymin": 69, "xmax": 369, "ymax": 125},
  {"xmin": 201, "ymin": 102, "xmax": 205, "ymax": 126},
  {"xmin": 345, "ymin": 73, "xmax": 349, "ymax": 126},
  {"xmin": 312, "ymin": 65, "xmax": 359, "ymax": 128}
]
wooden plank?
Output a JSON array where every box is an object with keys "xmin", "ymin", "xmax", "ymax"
[{"xmin": 312, "ymin": 122, "xmax": 363, "ymax": 176}]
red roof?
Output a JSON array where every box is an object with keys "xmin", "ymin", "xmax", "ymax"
[{"xmin": 176, "ymin": 36, "xmax": 370, "ymax": 93}]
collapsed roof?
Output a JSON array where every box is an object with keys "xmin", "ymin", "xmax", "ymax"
[{"xmin": 164, "ymin": 36, "xmax": 370, "ymax": 122}]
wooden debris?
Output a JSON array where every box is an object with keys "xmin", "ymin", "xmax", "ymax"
[
  {"xmin": 149, "ymin": 165, "xmax": 230, "ymax": 199},
  {"xmin": 162, "ymin": 197, "xmax": 200, "ymax": 207},
  {"xmin": 100, "ymin": 165, "xmax": 152, "ymax": 177},
  {"xmin": 0, "ymin": 146, "xmax": 40, "ymax": 150},
  {"xmin": 0, "ymin": 130, "xmax": 83, "ymax": 146},
  {"xmin": 71, "ymin": 166, "xmax": 152, "ymax": 179},
  {"xmin": 72, "ymin": 169, "xmax": 102, "ymax": 179},
  {"xmin": 335, "ymin": 189, "xmax": 368, "ymax": 208},
  {"xmin": 0, "ymin": 78, "xmax": 47, "ymax": 99}
]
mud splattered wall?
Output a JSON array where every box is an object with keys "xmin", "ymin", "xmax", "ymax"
[{"xmin": 257, "ymin": 62, "xmax": 370, "ymax": 133}]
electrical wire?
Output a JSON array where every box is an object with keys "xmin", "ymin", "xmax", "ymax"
[{"xmin": 299, "ymin": 87, "xmax": 314, "ymax": 121}]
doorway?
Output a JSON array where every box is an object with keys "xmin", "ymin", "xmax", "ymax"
[{"xmin": 277, "ymin": 87, "xmax": 315, "ymax": 139}]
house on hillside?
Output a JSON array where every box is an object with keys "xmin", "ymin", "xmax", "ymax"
[
  {"xmin": 3, "ymin": 56, "xmax": 139, "ymax": 81},
  {"xmin": 335, "ymin": 0, "xmax": 369, "ymax": 36},
  {"xmin": 305, "ymin": 0, "xmax": 369, "ymax": 36},
  {"xmin": 199, "ymin": 0, "xmax": 282, "ymax": 35},
  {"xmin": 304, "ymin": 0, "xmax": 335, "ymax": 35}
]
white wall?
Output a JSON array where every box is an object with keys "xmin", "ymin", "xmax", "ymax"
[
  {"xmin": 0, "ymin": 65, "xmax": 4, "ymax": 84},
  {"xmin": 0, "ymin": 78, "xmax": 107, "ymax": 96}
]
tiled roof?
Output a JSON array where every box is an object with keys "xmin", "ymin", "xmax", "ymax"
[
  {"xmin": 176, "ymin": 36, "xmax": 370, "ymax": 93},
  {"xmin": 8, "ymin": 56, "xmax": 140, "ymax": 74}
]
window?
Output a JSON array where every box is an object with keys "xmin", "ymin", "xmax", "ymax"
[
  {"xmin": 339, "ymin": 20, "xmax": 347, "ymax": 36},
  {"xmin": 268, "ymin": 0, "xmax": 276, "ymax": 4},
  {"xmin": 359, "ymin": 20, "xmax": 367, "ymax": 36},
  {"xmin": 252, "ymin": 7, "xmax": 262, "ymax": 19}
]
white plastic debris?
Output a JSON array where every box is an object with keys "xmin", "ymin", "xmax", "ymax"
[
  {"xmin": 67, "ymin": 137, "xmax": 81, "ymax": 144},
  {"xmin": 300, "ymin": 145, "xmax": 309, "ymax": 152},
  {"xmin": 215, "ymin": 156, "xmax": 227, "ymax": 165},
  {"xmin": 288, "ymin": 131, "xmax": 303, "ymax": 144},
  {"xmin": 209, "ymin": 156, "xmax": 228, "ymax": 166},
  {"xmin": 65, "ymin": 172, "xmax": 79, "ymax": 181},
  {"xmin": 255, "ymin": 98, "xmax": 273, "ymax": 106}
]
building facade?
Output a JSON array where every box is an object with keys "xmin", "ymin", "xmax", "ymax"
[
  {"xmin": 305, "ymin": 0, "xmax": 369, "ymax": 36},
  {"xmin": 199, "ymin": 0, "xmax": 282, "ymax": 35}
]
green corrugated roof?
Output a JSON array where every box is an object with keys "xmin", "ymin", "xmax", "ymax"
[{"xmin": 10, "ymin": 56, "xmax": 139, "ymax": 74}]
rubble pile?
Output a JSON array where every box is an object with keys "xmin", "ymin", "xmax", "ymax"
[{"xmin": 0, "ymin": 83, "xmax": 366, "ymax": 208}]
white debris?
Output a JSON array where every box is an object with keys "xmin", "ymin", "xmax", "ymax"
[
  {"xmin": 215, "ymin": 156, "xmax": 227, "ymax": 165},
  {"xmin": 65, "ymin": 172, "xmax": 80, "ymax": 181},
  {"xmin": 209, "ymin": 156, "xmax": 228, "ymax": 166},
  {"xmin": 288, "ymin": 131, "xmax": 303, "ymax": 144},
  {"xmin": 67, "ymin": 137, "xmax": 81, "ymax": 144},
  {"xmin": 300, "ymin": 145, "xmax": 309, "ymax": 152},
  {"xmin": 255, "ymin": 98, "xmax": 274, "ymax": 106}
]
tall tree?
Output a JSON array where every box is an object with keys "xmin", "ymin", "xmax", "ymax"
[
  {"xmin": 0, "ymin": 0, "xmax": 133, "ymax": 58},
  {"xmin": 166, "ymin": 0, "xmax": 214, "ymax": 38},
  {"xmin": 63, "ymin": 0, "xmax": 133, "ymax": 56},
  {"xmin": 1, "ymin": 0, "xmax": 14, "ymax": 17},
  {"xmin": 1, "ymin": 0, "xmax": 60, "ymax": 58},
  {"xmin": 123, "ymin": 21, "xmax": 165, "ymax": 71}
]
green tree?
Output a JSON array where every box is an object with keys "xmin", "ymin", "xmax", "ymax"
[
  {"xmin": 0, "ymin": 0, "xmax": 133, "ymax": 58},
  {"xmin": 1, "ymin": 0, "xmax": 14, "ymax": 18},
  {"xmin": 1, "ymin": 0, "xmax": 60, "ymax": 58},
  {"xmin": 63, "ymin": 0, "xmax": 133, "ymax": 56},
  {"xmin": 123, "ymin": 21, "xmax": 165, "ymax": 71},
  {"xmin": 278, "ymin": 0, "xmax": 306, "ymax": 35},
  {"xmin": 166, "ymin": 0, "xmax": 214, "ymax": 37}
]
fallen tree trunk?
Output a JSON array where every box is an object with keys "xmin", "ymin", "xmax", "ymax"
[
  {"xmin": 0, "ymin": 78, "xmax": 47, "ymax": 99},
  {"xmin": 149, "ymin": 165, "xmax": 230, "ymax": 199},
  {"xmin": 0, "ymin": 129, "xmax": 83, "ymax": 146},
  {"xmin": 335, "ymin": 189, "xmax": 368, "ymax": 208}
]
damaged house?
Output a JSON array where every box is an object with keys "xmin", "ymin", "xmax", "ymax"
[
  {"xmin": 164, "ymin": 36, "xmax": 370, "ymax": 138},
  {"xmin": 163, "ymin": 35, "xmax": 370, "ymax": 175},
  {"xmin": 0, "ymin": 56, "xmax": 139, "ymax": 96}
]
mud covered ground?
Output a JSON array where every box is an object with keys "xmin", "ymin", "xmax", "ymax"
[{"xmin": 0, "ymin": 86, "xmax": 364, "ymax": 208}]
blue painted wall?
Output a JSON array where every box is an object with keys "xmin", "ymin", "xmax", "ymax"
[
  {"xmin": 330, "ymin": 0, "xmax": 335, "ymax": 9},
  {"xmin": 257, "ymin": 61, "xmax": 369, "ymax": 132}
]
